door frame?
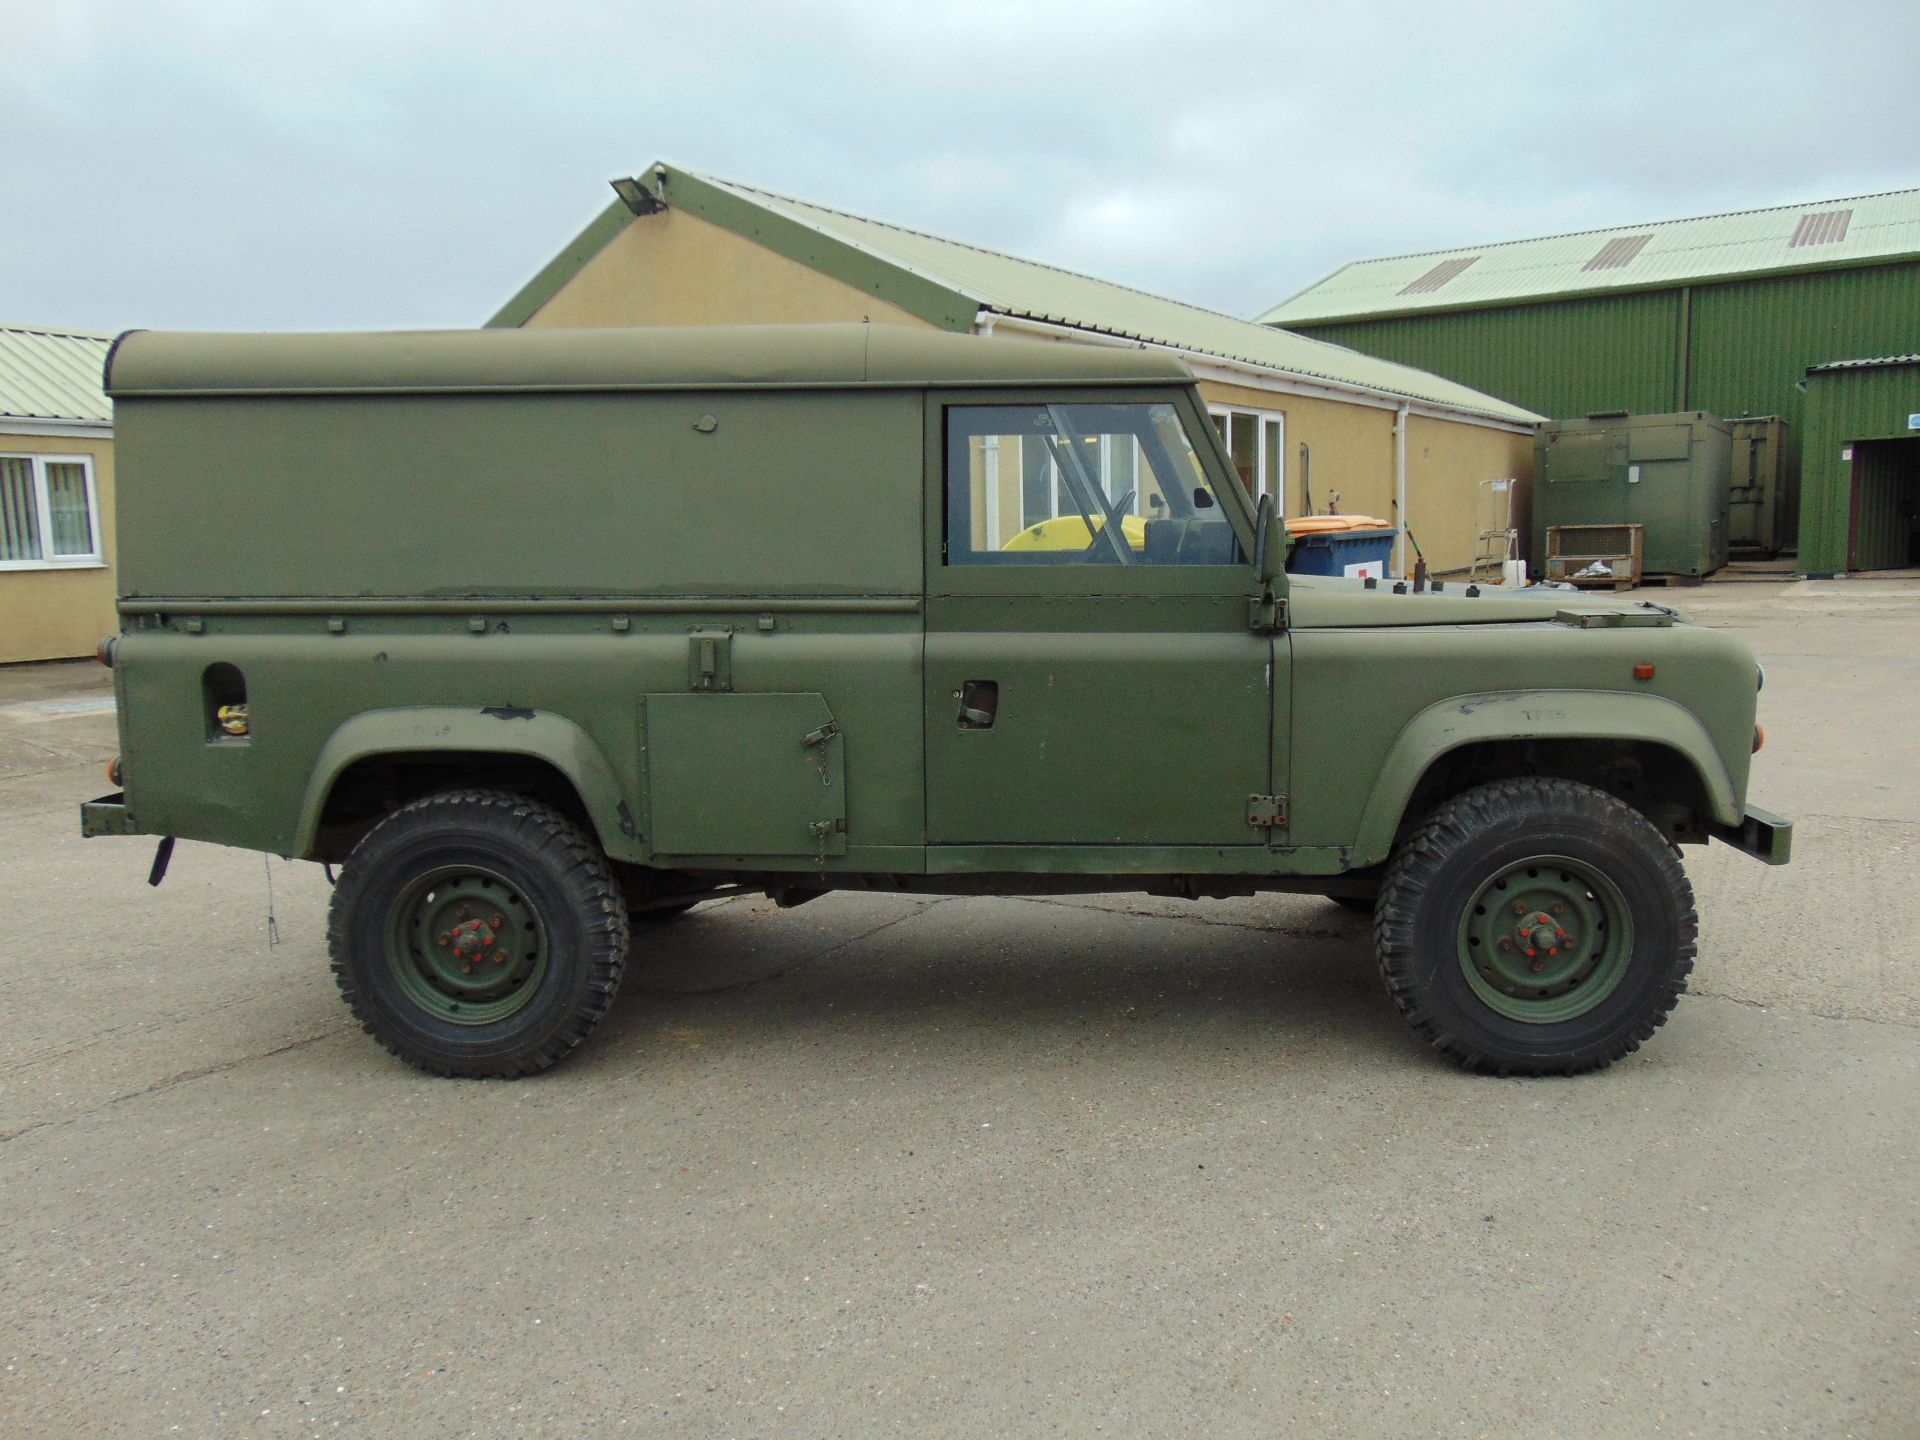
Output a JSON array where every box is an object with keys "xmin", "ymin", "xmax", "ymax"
[{"xmin": 918, "ymin": 382, "xmax": 1287, "ymax": 871}]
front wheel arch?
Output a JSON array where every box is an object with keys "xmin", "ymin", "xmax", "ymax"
[{"xmin": 1350, "ymin": 689, "xmax": 1741, "ymax": 868}]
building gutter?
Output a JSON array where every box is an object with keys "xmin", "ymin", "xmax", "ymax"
[
  {"xmin": 1394, "ymin": 402, "xmax": 1410, "ymax": 578},
  {"xmin": 981, "ymin": 312, "xmax": 1536, "ymax": 434},
  {"xmin": 0, "ymin": 418, "xmax": 113, "ymax": 440}
]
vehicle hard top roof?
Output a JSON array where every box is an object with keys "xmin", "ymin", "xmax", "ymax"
[{"xmin": 104, "ymin": 323, "xmax": 1196, "ymax": 398}]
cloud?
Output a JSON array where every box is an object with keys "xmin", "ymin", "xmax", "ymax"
[{"xmin": 3, "ymin": 0, "xmax": 1916, "ymax": 331}]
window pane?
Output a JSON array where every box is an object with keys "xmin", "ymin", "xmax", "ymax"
[
  {"xmin": 1109, "ymin": 436, "xmax": 1138, "ymax": 511},
  {"xmin": 1262, "ymin": 419, "xmax": 1283, "ymax": 506},
  {"xmin": 947, "ymin": 403, "xmax": 1239, "ymax": 566},
  {"xmin": 46, "ymin": 463, "xmax": 93, "ymax": 556},
  {"xmin": 1020, "ymin": 437, "xmax": 1053, "ymax": 528},
  {"xmin": 1228, "ymin": 413, "xmax": 1257, "ymax": 495},
  {"xmin": 0, "ymin": 458, "xmax": 42, "ymax": 562}
]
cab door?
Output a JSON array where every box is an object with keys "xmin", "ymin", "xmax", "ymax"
[{"xmin": 923, "ymin": 389, "xmax": 1282, "ymax": 851}]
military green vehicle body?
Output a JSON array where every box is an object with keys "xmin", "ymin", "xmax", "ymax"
[{"xmin": 85, "ymin": 324, "xmax": 1788, "ymax": 1076}]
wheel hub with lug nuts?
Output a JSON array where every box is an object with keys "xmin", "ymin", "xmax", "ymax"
[
  {"xmin": 387, "ymin": 867, "xmax": 547, "ymax": 1025},
  {"xmin": 1457, "ymin": 855, "xmax": 1635, "ymax": 1024}
]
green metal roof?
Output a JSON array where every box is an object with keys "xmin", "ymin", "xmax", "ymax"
[
  {"xmin": 1261, "ymin": 187, "xmax": 1920, "ymax": 326},
  {"xmin": 106, "ymin": 322, "xmax": 1193, "ymax": 398},
  {"xmin": 0, "ymin": 324, "xmax": 113, "ymax": 427},
  {"xmin": 1807, "ymin": 354, "xmax": 1920, "ymax": 374},
  {"xmin": 489, "ymin": 163, "xmax": 1540, "ymax": 426}
]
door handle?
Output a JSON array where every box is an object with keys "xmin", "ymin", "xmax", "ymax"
[{"xmin": 957, "ymin": 679, "xmax": 999, "ymax": 729}]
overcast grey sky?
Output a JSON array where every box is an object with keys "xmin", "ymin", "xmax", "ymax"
[{"xmin": 7, "ymin": 0, "xmax": 1918, "ymax": 334}]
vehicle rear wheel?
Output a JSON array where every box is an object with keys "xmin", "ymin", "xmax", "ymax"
[
  {"xmin": 1375, "ymin": 777, "xmax": 1695, "ymax": 1075},
  {"xmin": 328, "ymin": 789, "xmax": 628, "ymax": 1077}
]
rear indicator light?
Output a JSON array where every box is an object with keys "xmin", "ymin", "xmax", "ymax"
[
  {"xmin": 1633, "ymin": 664, "xmax": 1655, "ymax": 681},
  {"xmin": 96, "ymin": 635, "xmax": 118, "ymax": 668},
  {"xmin": 1753, "ymin": 724, "xmax": 1766, "ymax": 753},
  {"xmin": 106, "ymin": 756, "xmax": 124, "ymax": 787}
]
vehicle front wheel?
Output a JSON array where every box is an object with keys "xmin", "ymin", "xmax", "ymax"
[
  {"xmin": 1375, "ymin": 778, "xmax": 1696, "ymax": 1076},
  {"xmin": 328, "ymin": 790, "xmax": 629, "ymax": 1077}
]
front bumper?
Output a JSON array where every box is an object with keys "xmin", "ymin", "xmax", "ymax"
[
  {"xmin": 80, "ymin": 792, "xmax": 147, "ymax": 838},
  {"xmin": 1710, "ymin": 803, "xmax": 1792, "ymax": 865}
]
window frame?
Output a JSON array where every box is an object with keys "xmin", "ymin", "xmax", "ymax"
[
  {"xmin": 0, "ymin": 452, "xmax": 104, "ymax": 570},
  {"xmin": 1206, "ymin": 405, "xmax": 1286, "ymax": 514},
  {"xmin": 925, "ymin": 385, "xmax": 1262, "ymax": 600}
]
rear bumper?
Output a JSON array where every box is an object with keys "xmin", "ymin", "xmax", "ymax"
[
  {"xmin": 81, "ymin": 792, "xmax": 147, "ymax": 838},
  {"xmin": 1710, "ymin": 803, "xmax": 1792, "ymax": 865}
]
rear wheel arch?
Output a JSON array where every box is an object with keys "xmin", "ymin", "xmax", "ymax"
[
  {"xmin": 313, "ymin": 751, "xmax": 599, "ymax": 862},
  {"xmin": 296, "ymin": 708, "xmax": 635, "ymax": 864}
]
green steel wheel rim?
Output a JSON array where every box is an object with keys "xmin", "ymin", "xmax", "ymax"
[
  {"xmin": 384, "ymin": 864, "xmax": 550, "ymax": 1026},
  {"xmin": 1455, "ymin": 854, "xmax": 1636, "ymax": 1024}
]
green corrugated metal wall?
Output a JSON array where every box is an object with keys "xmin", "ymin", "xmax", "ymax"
[
  {"xmin": 1291, "ymin": 259, "xmax": 1920, "ymax": 569},
  {"xmin": 1296, "ymin": 291, "xmax": 1680, "ymax": 419},
  {"xmin": 1688, "ymin": 265, "xmax": 1920, "ymax": 428},
  {"xmin": 1798, "ymin": 362, "xmax": 1920, "ymax": 574}
]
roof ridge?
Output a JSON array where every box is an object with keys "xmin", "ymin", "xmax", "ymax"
[
  {"xmin": 1330, "ymin": 185, "xmax": 1920, "ymax": 268},
  {"xmin": 691, "ymin": 169, "xmax": 1285, "ymax": 332},
  {"xmin": 633, "ymin": 164, "xmax": 1535, "ymax": 423}
]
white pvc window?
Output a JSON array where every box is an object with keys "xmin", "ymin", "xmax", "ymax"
[
  {"xmin": 1208, "ymin": 407, "xmax": 1285, "ymax": 512},
  {"xmin": 1017, "ymin": 434, "xmax": 1146, "ymax": 530},
  {"xmin": 0, "ymin": 454, "xmax": 103, "ymax": 569}
]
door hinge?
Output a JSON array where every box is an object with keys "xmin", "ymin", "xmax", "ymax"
[
  {"xmin": 1246, "ymin": 794, "xmax": 1288, "ymax": 829},
  {"xmin": 1248, "ymin": 596, "xmax": 1287, "ymax": 632}
]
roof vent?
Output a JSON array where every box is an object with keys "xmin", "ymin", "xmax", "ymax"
[
  {"xmin": 1582, "ymin": 234, "xmax": 1652, "ymax": 271},
  {"xmin": 1788, "ymin": 209, "xmax": 1852, "ymax": 247},
  {"xmin": 1397, "ymin": 256, "xmax": 1479, "ymax": 296}
]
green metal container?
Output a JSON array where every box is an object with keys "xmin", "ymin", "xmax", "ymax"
[
  {"xmin": 1533, "ymin": 411, "xmax": 1732, "ymax": 578},
  {"xmin": 1725, "ymin": 416, "xmax": 1797, "ymax": 556}
]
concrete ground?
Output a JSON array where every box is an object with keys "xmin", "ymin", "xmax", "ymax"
[{"xmin": 2, "ymin": 581, "xmax": 1915, "ymax": 1438}]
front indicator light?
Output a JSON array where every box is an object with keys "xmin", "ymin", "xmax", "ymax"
[
  {"xmin": 106, "ymin": 756, "xmax": 124, "ymax": 787},
  {"xmin": 1753, "ymin": 723, "xmax": 1766, "ymax": 753}
]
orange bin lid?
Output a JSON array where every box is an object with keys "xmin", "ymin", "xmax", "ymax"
[{"xmin": 1284, "ymin": 515, "xmax": 1391, "ymax": 534}]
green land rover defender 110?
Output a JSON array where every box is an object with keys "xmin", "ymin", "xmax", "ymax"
[{"xmin": 82, "ymin": 324, "xmax": 1790, "ymax": 1078}]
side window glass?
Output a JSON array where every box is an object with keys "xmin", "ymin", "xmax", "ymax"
[{"xmin": 946, "ymin": 403, "xmax": 1241, "ymax": 566}]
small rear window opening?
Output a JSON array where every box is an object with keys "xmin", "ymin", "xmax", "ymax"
[{"xmin": 203, "ymin": 662, "xmax": 248, "ymax": 741}]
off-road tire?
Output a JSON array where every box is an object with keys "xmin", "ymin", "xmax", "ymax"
[
  {"xmin": 329, "ymin": 790, "xmax": 628, "ymax": 1077},
  {"xmin": 1375, "ymin": 778, "xmax": 1696, "ymax": 1076}
]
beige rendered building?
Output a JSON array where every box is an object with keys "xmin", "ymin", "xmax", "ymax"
[
  {"xmin": 1, "ymin": 325, "xmax": 115, "ymax": 662},
  {"xmin": 491, "ymin": 163, "xmax": 1540, "ymax": 576}
]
